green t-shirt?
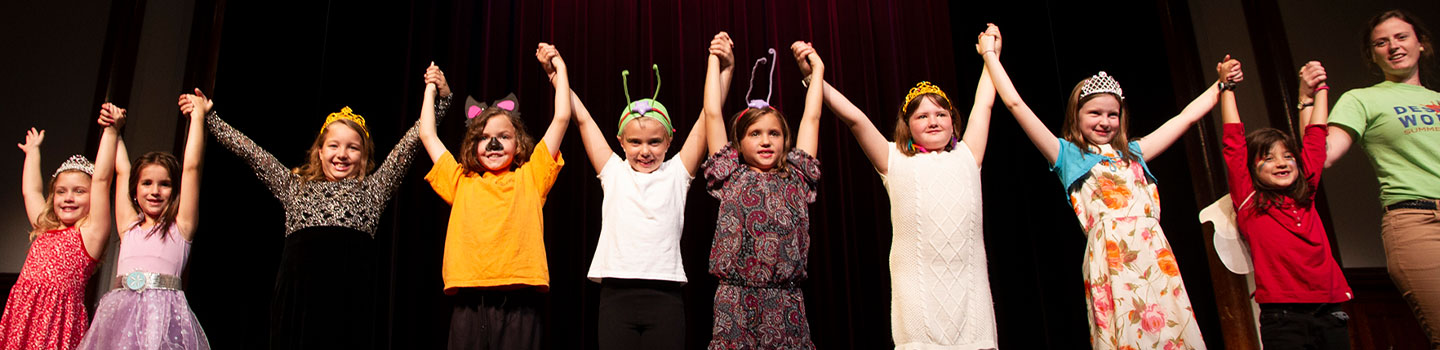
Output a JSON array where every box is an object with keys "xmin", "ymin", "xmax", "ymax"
[{"xmin": 1329, "ymin": 81, "xmax": 1440, "ymax": 206}]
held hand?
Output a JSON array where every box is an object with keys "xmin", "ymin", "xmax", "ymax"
[
  {"xmin": 710, "ymin": 32, "xmax": 735, "ymax": 71},
  {"xmin": 1215, "ymin": 54, "xmax": 1243, "ymax": 84},
  {"xmin": 17, "ymin": 128, "xmax": 43, "ymax": 154},
  {"xmin": 1298, "ymin": 61, "xmax": 1328, "ymax": 99},
  {"xmin": 178, "ymin": 88, "xmax": 214, "ymax": 120},
  {"xmin": 790, "ymin": 41, "xmax": 817, "ymax": 76},
  {"xmin": 977, "ymin": 23, "xmax": 1002, "ymax": 56},
  {"xmin": 424, "ymin": 63, "xmax": 451, "ymax": 97},
  {"xmin": 98, "ymin": 103, "xmax": 127, "ymax": 128},
  {"xmin": 536, "ymin": 43, "xmax": 561, "ymax": 79}
]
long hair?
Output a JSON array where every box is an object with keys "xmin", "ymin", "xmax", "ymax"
[
  {"xmin": 730, "ymin": 107, "xmax": 792, "ymax": 173},
  {"xmin": 30, "ymin": 170, "xmax": 92, "ymax": 240},
  {"xmin": 292, "ymin": 119, "xmax": 376, "ymax": 182},
  {"xmin": 1061, "ymin": 78, "xmax": 1138, "ymax": 162},
  {"xmin": 1245, "ymin": 128, "xmax": 1313, "ymax": 210},
  {"xmin": 1363, "ymin": 9, "xmax": 1437, "ymax": 88},
  {"xmin": 129, "ymin": 152, "xmax": 182, "ymax": 239},
  {"xmin": 460, "ymin": 108, "xmax": 535, "ymax": 175},
  {"xmin": 893, "ymin": 94, "xmax": 963, "ymax": 156}
]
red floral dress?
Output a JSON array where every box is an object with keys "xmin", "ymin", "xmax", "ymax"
[
  {"xmin": 703, "ymin": 145, "xmax": 821, "ymax": 350},
  {"xmin": 0, "ymin": 227, "xmax": 99, "ymax": 350},
  {"xmin": 1069, "ymin": 144, "xmax": 1206, "ymax": 350}
]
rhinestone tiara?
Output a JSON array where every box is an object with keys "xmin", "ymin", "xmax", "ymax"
[
  {"xmin": 53, "ymin": 154, "xmax": 94, "ymax": 177},
  {"xmin": 1080, "ymin": 71, "xmax": 1124, "ymax": 100}
]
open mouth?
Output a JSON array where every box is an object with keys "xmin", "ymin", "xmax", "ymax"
[
  {"xmin": 59, "ymin": 205, "xmax": 80, "ymax": 213},
  {"xmin": 1272, "ymin": 170, "xmax": 1292, "ymax": 178},
  {"xmin": 331, "ymin": 161, "xmax": 351, "ymax": 173},
  {"xmin": 757, "ymin": 149, "xmax": 776, "ymax": 159},
  {"xmin": 485, "ymin": 152, "xmax": 507, "ymax": 162},
  {"xmin": 635, "ymin": 158, "xmax": 657, "ymax": 167},
  {"xmin": 1389, "ymin": 52, "xmax": 1407, "ymax": 63}
]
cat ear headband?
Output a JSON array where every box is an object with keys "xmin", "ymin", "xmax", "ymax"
[{"xmin": 464, "ymin": 93, "xmax": 520, "ymax": 128}]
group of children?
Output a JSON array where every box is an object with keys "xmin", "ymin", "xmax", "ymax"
[{"xmin": 2, "ymin": 11, "xmax": 1437, "ymax": 349}]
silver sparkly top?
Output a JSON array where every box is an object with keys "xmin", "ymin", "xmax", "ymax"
[{"xmin": 206, "ymin": 95, "xmax": 451, "ymax": 236}]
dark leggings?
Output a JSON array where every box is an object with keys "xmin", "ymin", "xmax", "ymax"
[
  {"xmin": 598, "ymin": 278, "xmax": 686, "ymax": 350},
  {"xmin": 447, "ymin": 288, "xmax": 545, "ymax": 350},
  {"xmin": 1259, "ymin": 303, "xmax": 1349, "ymax": 350}
]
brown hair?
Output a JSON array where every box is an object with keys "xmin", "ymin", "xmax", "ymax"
[
  {"xmin": 460, "ymin": 108, "xmax": 535, "ymax": 175},
  {"xmin": 30, "ymin": 170, "xmax": 92, "ymax": 240},
  {"xmin": 292, "ymin": 119, "xmax": 375, "ymax": 182},
  {"xmin": 1244, "ymin": 128, "xmax": 1313, "ymax": 210},
  {"xmin": 893, "ymin": 94, "xmax": 963, "ymax": 156},
  {"xmin": 730, "ymin": 107, "xmax": 792, "ymax": 173},
  {"xmin": 1062, "ymin": 78, "xmax": 1138, "ymax": 162},
  {"xmin": 129, "ymin": 152, "xmax": 182, "ymax": 239},
  {"xmin": 1363, "ymin": 9, "xmax": 1437, "ymax": 85}
]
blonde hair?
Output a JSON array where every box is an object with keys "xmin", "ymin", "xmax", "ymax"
[
  {"xmin": 292, "ymin": 119, "xmax": 375, "ymax": 182},
  {"xmin": 1061, "ymin": 78, "xmax": 1138, "ymax": 162},
  {"xmin": 30, "ymin": 170, "xmax": 91, "ymax": 240}
]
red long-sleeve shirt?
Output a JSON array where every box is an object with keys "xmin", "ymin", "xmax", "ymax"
[{"xmin": 1223, "ymin": 123, "xmax": 1352, "ymax": 303}]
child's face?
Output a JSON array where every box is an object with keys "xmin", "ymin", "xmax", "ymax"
[
  {"xmin": 618, "ymin": 117, "xmax": 672, "ymax": 173},
  {"xmin": 135, "ymin": 164, "xmax": 173, "ymax": 219},
  {"xmin": 1253, "ymin": 141, "xmax": 1298, "ymax": 188},
  {"xmin": 52, "ymin": 171, "xmax": 92, "ymax": 226},
  {"xmin": 319, "ymin": 123, "xmax": 365, "ymax": 180},
  {"xmin": 907, "ymin": 97, "xmax": 955, "ymax": 151},
  {"xmin": 739, "ymin": 113, "xmax": 786, "ymax": 172},
  {"xmin": 476, "ymin": 115, "xmax": 518, "ymax": 172},
  {"xmin": 1370, "ymin": 18, "xmax": 1422, "ymax": 77},
  {"xmin": 1078, "ymin": 94, "xmax": 1122, "ymax": 145}
]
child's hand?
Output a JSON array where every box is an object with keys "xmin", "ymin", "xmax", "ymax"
[
  {"xmin": 178, "ymin": 88, "xmax": 213, "ymax": 119},
  {"xmin": 710, "ymin": 32, "xmax": 735, "ymax": 71},
  {"xmin": 1298, "ymin": 61, "xmax": 1327, "ymax": 99},
  {"xmin": 791, "ymin": 41, "xmax": 817, "ymax": 76},
  {"xmin": 17, "ymin": 128, "xmax": 43, "ymax": 154},
  {"xmin": 424, "ymin": 63, "xmax": 451, "ymax": 97},
  {"xmin": 536, "ymin": 43, "xmax": 563, "ymax": 80},
  {"xmin": 1216, "ymin": 54, "xmax": 1243, "ymax": 84},
  {"xmin": 977, "ymin": 23, "xmax": 1001, "ymax": 56},
  {"xmin": 98, "ymin": 103, "xmax": 126, "ymax": 128}
]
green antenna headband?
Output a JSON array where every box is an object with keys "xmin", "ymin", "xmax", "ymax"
[{"xmin": 617, "ymin": 64, "xmax": 674, "ymax": 137}]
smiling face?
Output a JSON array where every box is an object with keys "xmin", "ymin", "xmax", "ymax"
[
  {"xmin": 906, "ymin": 96, "xmax": 956, "ymax": 151},
  {"xmin": 1370, "ymin": 17, "xmax": 1426, "ymax": 80},
  {"xmin": 51, "ymin": 171, "xmax": 92, "ymax": 226},
  {"xmin": 618, "ymin": 117, "xmax": 673, "ymax": 173},
  {"xmin": 318, "ymin": 122, "xmax": 366, "ymax": 181},
  {"xmin": 1077, "ymin": 94, "xmax": 1123, "ymax": 146},
  {"xmin": 475, "ymin": 114, "xmax": 519, "ymax": 172},
  {"xmin": 738, "ymin": 113, "xmax": 787, "ymax": 171},
  {"xmin": 134, "ymin": 164, "xmax": 174, "ymax": 219},
  {"xmin": 1253, "ymin": 140, "xmax": 1298, "ymax": 188}
]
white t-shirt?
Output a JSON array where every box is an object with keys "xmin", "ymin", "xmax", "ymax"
[{"xmin": 586, "ymin": 153, "xmax": 694, "ymax": 283}]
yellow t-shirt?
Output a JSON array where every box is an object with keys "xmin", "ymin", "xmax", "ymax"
[{"xmin": 425, "ymin": 141, "xmax": 563, "ymax": 293}]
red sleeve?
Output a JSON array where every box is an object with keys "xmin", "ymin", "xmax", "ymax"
[
  {"xmin": 1301, "ymin": 124, "xmax": 1328, "ymax": 192},
  {"xmin": 1222, "ymin": 123, "xmax": 1253, "ymax": 209}
]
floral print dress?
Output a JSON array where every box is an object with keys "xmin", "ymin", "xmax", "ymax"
[
  {"xmin": 1067, "ymin": 144, "xmax": 1205, "ymax": 350},
  {"xmin": 703, "ymin": 145, "xmax": 821, "ymax": 350}
]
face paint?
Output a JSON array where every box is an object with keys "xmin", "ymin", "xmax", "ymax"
[{"xmin": 486, "ymin": 137, "xmax": 504, "ymax": 152}]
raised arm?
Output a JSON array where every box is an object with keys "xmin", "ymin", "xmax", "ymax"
[
  {"xmin": 678, "ymin": 32, "xmax": 735, "ymax": 175},
  {"xmin": 793, "ymin": 41, "xmax": 890, "ymax": 172},
  {"xmin": 84, "ymin": 103, "xmax": 122, "ymax": 259},
  {"xmin": 18, "ymin": 128, "xmax": 45, "ymax": 228},
  {"xmin": 1296, "ymin": 61, "xmax": 1330, "ymax": 134},
  {"xmin": 538, "ymin": 43, "xmax": 571, "ymax": 158},
  {"xmin": 1219, "ymin": 62, "xmax": 1240, "ymax": 125},
  {"xmin": 539, "ymin": 53, "xmax": 612, "ymax": 174},
  {"xmin": 371, "ymin": 67, "xmax": 452, "ymax": 202},
  {"xmin": 1139, "ymin": 55, "xmax": 1242, "ymax": 161},
  {"xmin": 980, "ymin": 24, "xmax": 1060, "ymax": 164},
  {"xmin": 965, "ymin": 26, "xmax": 1002, "ymax": 166},
  {"xmin": 793, "ymin": 42, "xmax": 825, "ymax": 156},
  {"xmin": 704, "ymin": 47, "xmax": 730, "ymax": 155},
  {"xmin": 420, "ymin": 63, "xmax": 452, "ymax": 163},
  {"xmin": 175, "ymin": 89, "xmax": 212, "ymax": 240},
  {"xmin": 203, "ymin": 99, "xmax": 296, "ymax": 198},
  {"xmin": 113, "ymin": 134, "xmax": 137, "ymax": 232}
]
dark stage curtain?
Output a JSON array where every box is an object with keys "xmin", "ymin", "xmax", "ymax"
[{"xmin": 185, "ymin": 0, "xmax": 1223, "ymax": 348}]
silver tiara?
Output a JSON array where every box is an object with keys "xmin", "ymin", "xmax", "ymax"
[
  {"xmin": 53, "ymin": 154, "xmax": 94, "ymax": 177},
  {"xmin": 1080, "ymin": 71, "xmax": 1124, "ymax": 100}
]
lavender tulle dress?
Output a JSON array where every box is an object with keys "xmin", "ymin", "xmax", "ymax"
[{"xmin": 78, "ymin": 222, "xmax": 208, "ymax": 349}]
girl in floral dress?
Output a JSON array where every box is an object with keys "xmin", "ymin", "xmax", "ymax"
[
  {"xmin": 979, "ymin": 28, "xmax": 1242, "ymax": 349},
  {"xmin": 700, "ymin": 41, "xmax": 824, "ymax": 349}
]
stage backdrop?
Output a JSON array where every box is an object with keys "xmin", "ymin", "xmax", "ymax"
[{"xmin": 183, "ymin": 0, "xmax": 1224, "ymax": 348}]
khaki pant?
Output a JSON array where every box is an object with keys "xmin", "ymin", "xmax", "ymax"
[{"xmin": 1382, "ymin": 205, "xmax": 1440, "ymax": 348}]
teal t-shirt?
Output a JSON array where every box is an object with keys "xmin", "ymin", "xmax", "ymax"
[{"xmin": 1329, "ymin": 81, "xmax": 1440, "ymax": 206}]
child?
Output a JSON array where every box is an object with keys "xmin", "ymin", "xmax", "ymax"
[
  {"xmin": 789, "ymin": 26, "xmax": 999, "ymax": 348},
  {"xmin": 1, "ymin": 105, "xmax": 121, "ymax": 350},
  {"xmin": 418, "ymin": 43, "xmax": 569, "ymax": 349},
  {"xmin": 77, "ymin": 91, "xmax": 213, "ymax": 349},
  {"xmin": 700, "ymin": 41, "xmax": 823, "ymax": 349},
  {"xmin": 556, "ymin": 33, "xmax": 733, "ymax": 349},
  {"xmin": 1219, "ymin": 60, "xmax": 1351, "ymax": 349},
  {"xmin": 980, "ymin": 23, "xmax": 1238, "ymax": 349},
  {"xmin": 205, "ymin": 68, "xmax": 450, "ymax": 349}
]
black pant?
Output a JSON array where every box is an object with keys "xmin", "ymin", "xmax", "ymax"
[
  {"xmin": 598, "ymin": 278, "xmax": 686, "ymax": 350},
  {"xmin": 1259, "ymin": 303, "xmax": 1350, "ymax": 350},
  {"xmin": 447, "ymin": 288, "xmax": 544, "ymax": 350}
]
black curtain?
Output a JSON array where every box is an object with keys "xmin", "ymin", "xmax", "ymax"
[{"xmin": 185, "ymin": 0, "xmax": 1222, "ymax": 348}]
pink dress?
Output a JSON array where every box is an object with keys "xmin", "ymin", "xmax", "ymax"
[
  {"xmin": 78, "ymin": 223, "xmax": 208, "ymax": 349},
  {"xmin": 0, "ymin": 227, "xmax": 99, "ymax": 350}
]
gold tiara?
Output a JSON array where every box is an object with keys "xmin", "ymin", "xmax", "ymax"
[
  {"xmin": 322, "ymin": 106, "xmax": 369, "ymax": 137},
  {"xmin": 903, "ymin": 81, "xmax": 949, "ymax": 111}
]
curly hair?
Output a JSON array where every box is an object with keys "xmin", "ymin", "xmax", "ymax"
[{"xmin": 460, "ymin": 108, "xmax": 535, "ymax": 175}]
